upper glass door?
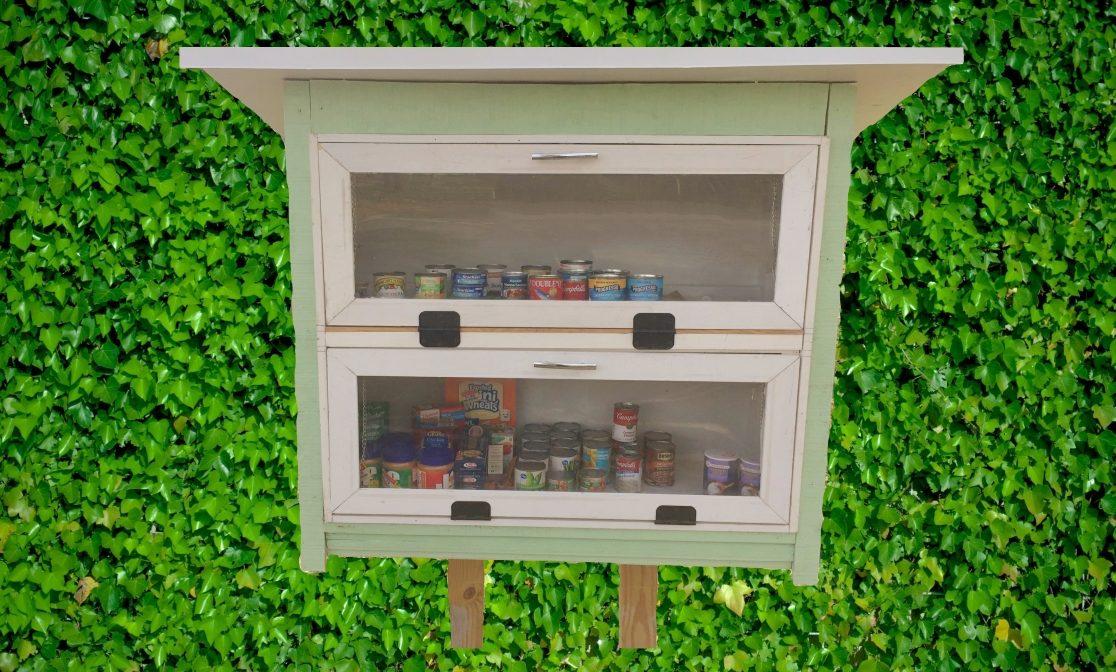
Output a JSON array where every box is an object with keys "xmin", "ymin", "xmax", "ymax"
[{"xmin": 315, "ymin": 137, "xmax": 822, "ymax": 331}]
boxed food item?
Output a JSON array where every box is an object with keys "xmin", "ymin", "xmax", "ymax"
[
  {"xmin": 413, "ymin": 403, "xmax": 467, "ymax": 429},
  {"xmin": 487, "ymin": 425, "xmax": 516, "ymax": 478},
  {"xmin": 443, "ymin": 379, "xmax": 516, "ymax": 427}
]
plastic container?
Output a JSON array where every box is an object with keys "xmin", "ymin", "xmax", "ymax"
[
  {"xmin": 359, "ymin": 438, "xmax": 381, "ymax": 488},
  {"xmin": 703, "ymin": 450, "xmax": 739, "ymax": 495},
  {"xmin": 381, "ymin": 433, "xmax": 417, "ymax": 488},
  {"xmin": 416, "ymin": 441, "xmax": 455, "ymax": 489}
]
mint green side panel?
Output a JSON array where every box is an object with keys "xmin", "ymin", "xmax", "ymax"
[
  {"xmin": 325, "ymin": 524, "xmax": 796, "ymax": 568},
  {"xmin": 285, "ymin": 82, "xmax": 327, "ymax": 573},
  {"xmin": 309, "ymin": 82, "xmax": 829, "ymax": 136},
  {"xmin": 792, "ymin": 84, "xmax": 857, "ymax": 584}
]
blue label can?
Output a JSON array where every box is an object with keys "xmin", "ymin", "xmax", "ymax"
[
  {"xmin": 587, "ymin": 273, "xmax": 627, "ymax": 301},
  {"xmin": 627, "ymin": 274, "xmax": 664, "ymax": 301},
  {"xmin": 451, "ymin": 284, "xmax": 485, "ymax": 299},
  {"xmin": 452, "ymin": 267, "xmax": 487, "ymax": 287}
]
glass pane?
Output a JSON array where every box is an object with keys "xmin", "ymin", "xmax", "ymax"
[
  {"xmin": 357, "ymin": 376, "xmax": 765, "ymax": 497},
  {"xmin": 352, "ymin": 173, "xmax": 782, "ymax": 301}
]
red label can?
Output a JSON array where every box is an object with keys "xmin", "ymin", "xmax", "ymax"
[
  {"xmin": 560, "ymin": 272, "xmax": 588, "ymax": 301},
  {"xmin": 528, "ymin": 274, "xmax": 563, "ymax": 300},
  {"xmin": 612, "ymin": 402, "xmax": 639, "ymax": 442}
]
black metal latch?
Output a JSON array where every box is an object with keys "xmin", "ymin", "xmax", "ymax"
[
  {"xmin": 451, "ymin": 501, "xmax": 491, "ymax": 521},
  {"xmin": 655, "ymin": 505, "xmax": 697, "ymax": 525},
  {"xmin": 633, "ymin": 313, "xmax": 676, "ymax": 350},
  {"xmin": 418, "ymin": 311, "xmax": 460, "ymax": 348}
]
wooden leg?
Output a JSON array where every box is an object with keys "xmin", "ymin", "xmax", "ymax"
[
  {"xmin": 619, "ymin": 564, "xmax": 658, "ymax": 649},
  {"xmin": 448, "ymin": 559, "xmax": 485, "ymax": 648}
]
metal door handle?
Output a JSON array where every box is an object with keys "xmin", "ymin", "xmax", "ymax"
[
  {"xmin": 530, "ymin": 152, "xmax": 599, "ymax": 160},
  {"xmin": 533, "ymin": 362, "xmax": 598, "ymax": 370}
]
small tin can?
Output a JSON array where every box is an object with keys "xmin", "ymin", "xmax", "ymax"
[
  {"xmin": 553, "ymin": 421, "xmax": 582, "ymax": 434},
  {"xmin": 501, "ymin": 271, "xmax": 528, "ymax": 299},
  {"xmin": 373, "ymin": 272, "xmax": 406, "ymax": 298},
  {"xmin": 739, "ymin": 458, "xmax": 762, "ymax": 496},
  {"xmin": 550, "ymin": 438, "xmax": 580, "ymax": 454},
  {"xmin": 580, "ymin": 429, "xmax": 610, "ymax": 443},
  {"xmin": 627, "ymin": 274, "xmax": 664, "ymax": 301},
  {"xmin": 597, "ymin": 268, "xmax": 629, "ymax": 276},
  {"xmin": 548, "ymin": 431, "xmax": 579, "ymax": 444},
  {"xmin": 643, "ymin": 440, "xmax": 676, "ymax": 487},
  {"xmin": 520, "ymin": 449, "xmax": 551, "ymax": 465},
  {"xmin": 478, "ymin": 264, "xmax": 507, "ymax": 296},
  {"xmin": 425, "ymin": 264, "xmax": 456, "ymax": 278},
  {"xmin": 643, "ymin": 430, "xmax": 673, "ymax": 444},
  {"xmin": 521, "ymin": 265, "xmax": 552, "ymax": 277},
  {"xmin": 546, "ymin": 471, "xmax": 575, "ymax": 491},
  {"xmin": 582, "ymin": 439, "xmax": 612, "ymax": 474},
  {"xmin": 559, "ymin": 259, "xmax": 593, "ymax": 273},
  {"xmin": 515, "ymin": 460, "xmax": 547, "ymax": 490},
  {"xmin": 704, "ymin": 450, "xmax": 739, "ymax": 495},
  {"xmin": 520, "ymin": 432, "xmax": 551, "ymax": 445},
  {"xmin": 614, "ymin": 444, "xmax": 643, "ymax": 493},
  {"xmin": 521, "ymin": 439, "xmax": 552, "ymax": 452},
  {"xmin": 529, "ymin": 274, "xmax": 563, "ymax": 300},
  {"xmin": 523, "ymin": 423, "xmax": 552, "ymax": 434},
  {"xmin": 559, "ymin": 271, "xmax": 588, "ymax": 301},
  {"xmin": 578, "ymin": 469, "xmax": 607, "ymax": 492},
  {"xmin": 588, "ymin": 273, "xmax": 627, "ymax": 301},
  {"xmin": 549, "ymin": 447, "xmax": 579, "ymax": 472},
  {"xmin": 612, "ymin": 402, "xmax": 639, "ymax": 443},
  {"xmin": 451, "ymin": 283, "xmax": 485, "ymax": 299},
  {"xmin": 413, "ymin": 272, "xmax": 447, "ymax": 299},
  {"xmin": 452, "ymin": 266, "xmax": 486, "ymax": 287}
]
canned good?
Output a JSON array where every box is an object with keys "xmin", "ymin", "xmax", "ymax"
[
  {"xmin": 523, "ymin": 423, "xmax": 552, "ymax": 434},
  {"xmin": 643, "ymin": 430, "xmax": 673, "ymax": 444},
  {"xmin": 588, "ymin": 273, "xmax": 627, "ymax": 301},
  {"xmin": 520, "ymin": 431, "xmax": 551, "ymax": 445},
  {"xmin": 478, "ymin": 264, "xmax": 507, "ymax": 296},
  {"xmin": 355, "ymin": 283, "xmax": 371, "ymax": 298},
  {"xmin": 546, "ymin": 471, "xmax": 575, "ymax": 491},
  {"xmin": 501, "ymin": 271, "xmax": 528, "ymax": 299},
  {"xmin": 520, "ymin": 449, "xmax": 551, "ymax": 465},
  {"xmin": 414, "ymin": 272, "xmax": 447, "ymax": 299},
  {"xmin": 627, "ymin": 274, "xmax": 664, "ymax": 301},
  {"xmin": 452, "ymin": 267, "xmax": 487, "ymax": 287},
  {"xmin": 597, "ymin": 268, "xmax": 629, "ymax": 276},
  {"xmin": 559, "ymin": 259, "xmax": 593, "ymax": 273},
  {"xmin": 381, "ymin": 433, "xmax": 417, "ymax": 488},
  {"xmin": 521, "ymin": 265, "xmax": 552, "ymax": 277},
  {"xmin": 488, "ymin": 426, "xmax": 515, "ymax": 477},
  {"xmin": 549, "ymin": 431, "xmax": 579, "ymax": 444},
  {"xmin": 521, "ymin": 439, "xmax": 552, "ymax": 453},
  {"xmin": 451, "ymin": 283, "xmax": 486, "ymax": 299},
  {"xmin": 559, "ymin": 271, "xmax": 588, "ymax": 301},
  {"xmin": 549, "ymin": 447, "xmax": 579, "ymax": 472},
  {"xmin": 529, "ymin": 274, "xmax": 563, "ymax": 300},
  {"xmin": 550, "ymin": 438, "xmax": 580, "ymax": 452},
  {"xmin": 373, "ymin": 272, "xmax": 406, "ymax": 298},
  {"xmin": 580, "ymin": 429, "xmax": 610, "ymax": 442},
  {"xmin": 515, "ymin": 460, "xmax": 548, "ymax": 490},
  {"xmin": 614, "ymin": 444, "xmax": 642, "ymax": 493},
  {"xmin": 553, "ymin": 422, "xmax": 582, "ymax": 434},
  {"xmin": 425, "ymin": 264, "xmax": 456, "ymax": 278},
  {"xmin": 612, "ymin": 402, "xmax": 639, "ymax": 443},
  {"xmin": 739, "ymin": 458, "xmax": 762, "ymax": 496},
  {"xmin": 578, "ymin": 469, "xmax": 607, "ymax": 492},
  {"xmin": 643, "ymin": 440, "xmax": 676, "ymax": 487},
  {"xmin": 704, "ymin": 450, "xmax": 739, "ymax": 495},
  {"xmin": 582, "ymin": 439, "xmax": 612, "ymax": 474}
]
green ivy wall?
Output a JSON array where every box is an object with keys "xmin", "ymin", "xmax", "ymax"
[{"xmin": 1, "ymin": 1, "xmax": 1113, "ymax": 670}]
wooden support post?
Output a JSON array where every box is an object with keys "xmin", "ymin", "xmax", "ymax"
[
  {"xmin": 448, "ymin": 559, "xmax": 485, "ymax": 648},
  {"xmin": 619, "ymin": 564, "xmax": 658, "ymax": 649}
]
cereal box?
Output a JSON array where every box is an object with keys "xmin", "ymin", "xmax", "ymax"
[{"xmin": 444, "ymin": 378, "xmax": 517, "ymax": 427}]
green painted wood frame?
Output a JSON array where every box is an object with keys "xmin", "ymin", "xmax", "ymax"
[{"xmin": 286, "ymin": 81, "xmax": 856, "ymax": 582}]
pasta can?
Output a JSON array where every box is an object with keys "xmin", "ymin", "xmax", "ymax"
[
  {"xmin": 373, "ymin": 271, "xmax": 406, "ymax": 297},
  {"xmin": 612, "ymin": 402, "xmax": 639, "ymax": 443},
  {"xmin": 413, "ymin": 272, "xmax": 446, "ymax": 299},
  {"xmin": 528, "ymin": 274, "xmax": 563, "ymax": 300}
]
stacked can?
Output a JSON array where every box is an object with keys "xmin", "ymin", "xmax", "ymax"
[
  {"xmin": 642, "ymin": 431, "xmax": 675, "ymax": 487},
  {"xmin": 612, "ymin": 403, "xmax": 639, "ymax": 443},
  {"xmin": 558, "ymin": 260, "xmax": 592, "ymax": 301},
  {"xmin": 478, "ymin": 264, "xmax": 507, "ymax": 297},
  {"xmin": 515, "ymin": 460, "xmax": 547, "ymax": 490},
  {"xmin": 521, "ymin": 265, "xmax": 552, "ymax": 277},
  {"xmin": 613, "ymin": 443, "xmax": 643, "ymax": 492},
  {"xmin": 451, "ymin": 267, "xmax": 487, "ymax": 299},
  {"xmin": 455, "ymin": 450, "xmax": 487, "ymax": 490}
]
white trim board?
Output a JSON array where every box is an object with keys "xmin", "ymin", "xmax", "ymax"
[{"xmin": 180, "ymin": 47, "xmax": 963, "ymax": 137}]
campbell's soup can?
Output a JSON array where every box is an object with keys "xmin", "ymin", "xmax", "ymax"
[
  {"xmin": 373, "ymin": 272, "xmax": 406, "ymax": 297},
  {"xmin": 478, "ymin": 264, "xmax": 507, "ymax": 296},
  {"xmin": 501, "ymin": 271, "xmax": 528, "ymax": 299},
  {"xmin": 413, "ymin": 272, "xmax": 446, "ymax": 299},
  {"xmin": 560, "ymin": 271, "xmax": 588, "ymax": 301},
  {"xmin": 612, "ymin": 402, "xmax": 639, "ymax": 443},
  {"xmin": 614, "ymin": 444, "xmax": 643, "ymax": 493},
  {"xmin": 521, "ymin": 265, "xmax": 552, "ymax": 277},
  {"xmin": 627, "ymin": 274, "xmax": 664, "ymax": 301},
  {"xmin": 588, "ymin": 273, "xmax": 627, "ymax": 301},
  {"xmin": 529, "ymin": 274, "xmax": 563, "ymax": 300}
]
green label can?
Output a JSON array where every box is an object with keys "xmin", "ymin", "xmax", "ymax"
[
  {"xmin": 515, "ymin": 460, "xmax": 547, "ymax": 490},
  {"xmin": 413, "ymin": 272, "xmax": 446, "ymax": 299}
]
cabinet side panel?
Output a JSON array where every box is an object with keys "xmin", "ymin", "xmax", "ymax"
[
  {"xmin": 308, "ymin": 82, "xmax": 828, "ymax": 136},
  {"xmin": 792, "ymin": 84, "xmax": 856, "ymax": 585},
  {"xmin": 286, "ymin": 81, "xmax": 327, "ymax": 573}
]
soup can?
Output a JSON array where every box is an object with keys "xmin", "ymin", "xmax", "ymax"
[
  {"xmin": 515, "ymin": 460, "xmax": 547, "ymax": 490},
  {"xmin": 627, "ymin": 274, "xmax": 664, "ymax": 301},
  {"xmin": 520, "ymin": 432, "xmax": 551, "ymax": 446},
  {"xmin": 582, "ymin": 439, "xmax": 612, "ymax": 474},
  {"xmin": 546, "ymin": 471, "xmax": 575, "ymax": 491},
  {"xmin": 550, "ymin": 438, "xmax": 580, "ymax": 454},
  {"xmin": 413, "ymin": 272, "xmax": 447, "ymax": 299},
  {"xmin": 373, "ymin": 272, "xmax": 406, "ymax": 297},
  {"xmin": 529, "ymin": 274, "xmax": 563, "ymax": 300},
  {"xmin": 580, "ymin": 429, "xmax": 610, "ymax": 443},
  {"xmin": 613, "ymin": 444, "xmax": 643, "ymax": 493},
  {"xmin": 425, "ymin": 264, "xmax": 456, "ymax": 278},
  {"xmin": 643, "ymin": 430, "xmax": 673, "ymax": 444},
  {"xmin": 521, "ymin": 265, "xmax": 552, "ymax": 277},
  {"xmin": 704, "ymin": 450, "xmax": 739, "ymax": 495},
  {"xmin": 588, "ymin": 273, "xmax": 627, "ymax": 301},
  {"xmin": 452, "ymin": 267, "xmax": 486, "ymax": 287},
  {"xmin": 739, "ymin": 458, "xmax": 762, "ymax": 496},
  {"xmin": 451, "ymin": 284, "xmax": 485, "ymax": 299},
  {"xmin": 553, "ymin": 421, "xmax": 582, "ymax": 434},
  {"xmin": 612, "ymin": 402, "xmax": 639, "ymax": 443},
  {"xmin": 523, "ymin": 423, "xmax": 552, "ymax": 434},
  {"xmin": 478, "ymin": 264, "xmax": 507, "ymax": 296},
  {"xmin": 644, "ymin": 440, "xmax": 675, "ymax": 487},
  {"xmin": 501, "ymin": 271, "xmax": 528, "ymax": 299},
  {"xmin": 549, "ymin": 431, "xmax": 579, "ymax": 444},
  {"xmin": 578, "ymin": 469, "xmax": 607, "ymax": 492},
  {"xmin": 559, "ymin": 259, "xmax": 593, "ymax": 273},
  {"xmin": 549, "ymin": 447, "xmax": 579, "ymax": 472},
  {"xmin": 559, "ymin": 271, "xmax": 588, "ymax": 301}
]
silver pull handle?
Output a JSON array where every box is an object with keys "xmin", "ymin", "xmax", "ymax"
[
  {"xmin": 533, "ymin": 361, "xmax": 598, "ymax": 370},
  {"xmin": 531, "ymin": 152, "xmax": 599, "ymax": 160}
]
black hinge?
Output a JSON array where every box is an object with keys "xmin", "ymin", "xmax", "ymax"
[
  {"xmin": 418, "ymin": 311, "xmax": 461, "ymax": 348},
  {"xmin": 633, "ymin": 313, "xmax": 676, "ymax": 350},
  {"xmin": 451, "ymin": 501, "xmax": 491, "ymax": 521},
  {"xmin": 655, "ymin": 505, "xmax": 697, "ymax": 526}
]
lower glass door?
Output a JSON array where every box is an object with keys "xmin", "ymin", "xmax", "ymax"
[{"xmin": 325, "ymin": 349, "xmax": 802, "ymax": 528}]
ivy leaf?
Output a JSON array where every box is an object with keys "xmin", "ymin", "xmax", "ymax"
[{"xmin": 462, "ymin": 11, "xmax": 486, "ymax": 37}]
